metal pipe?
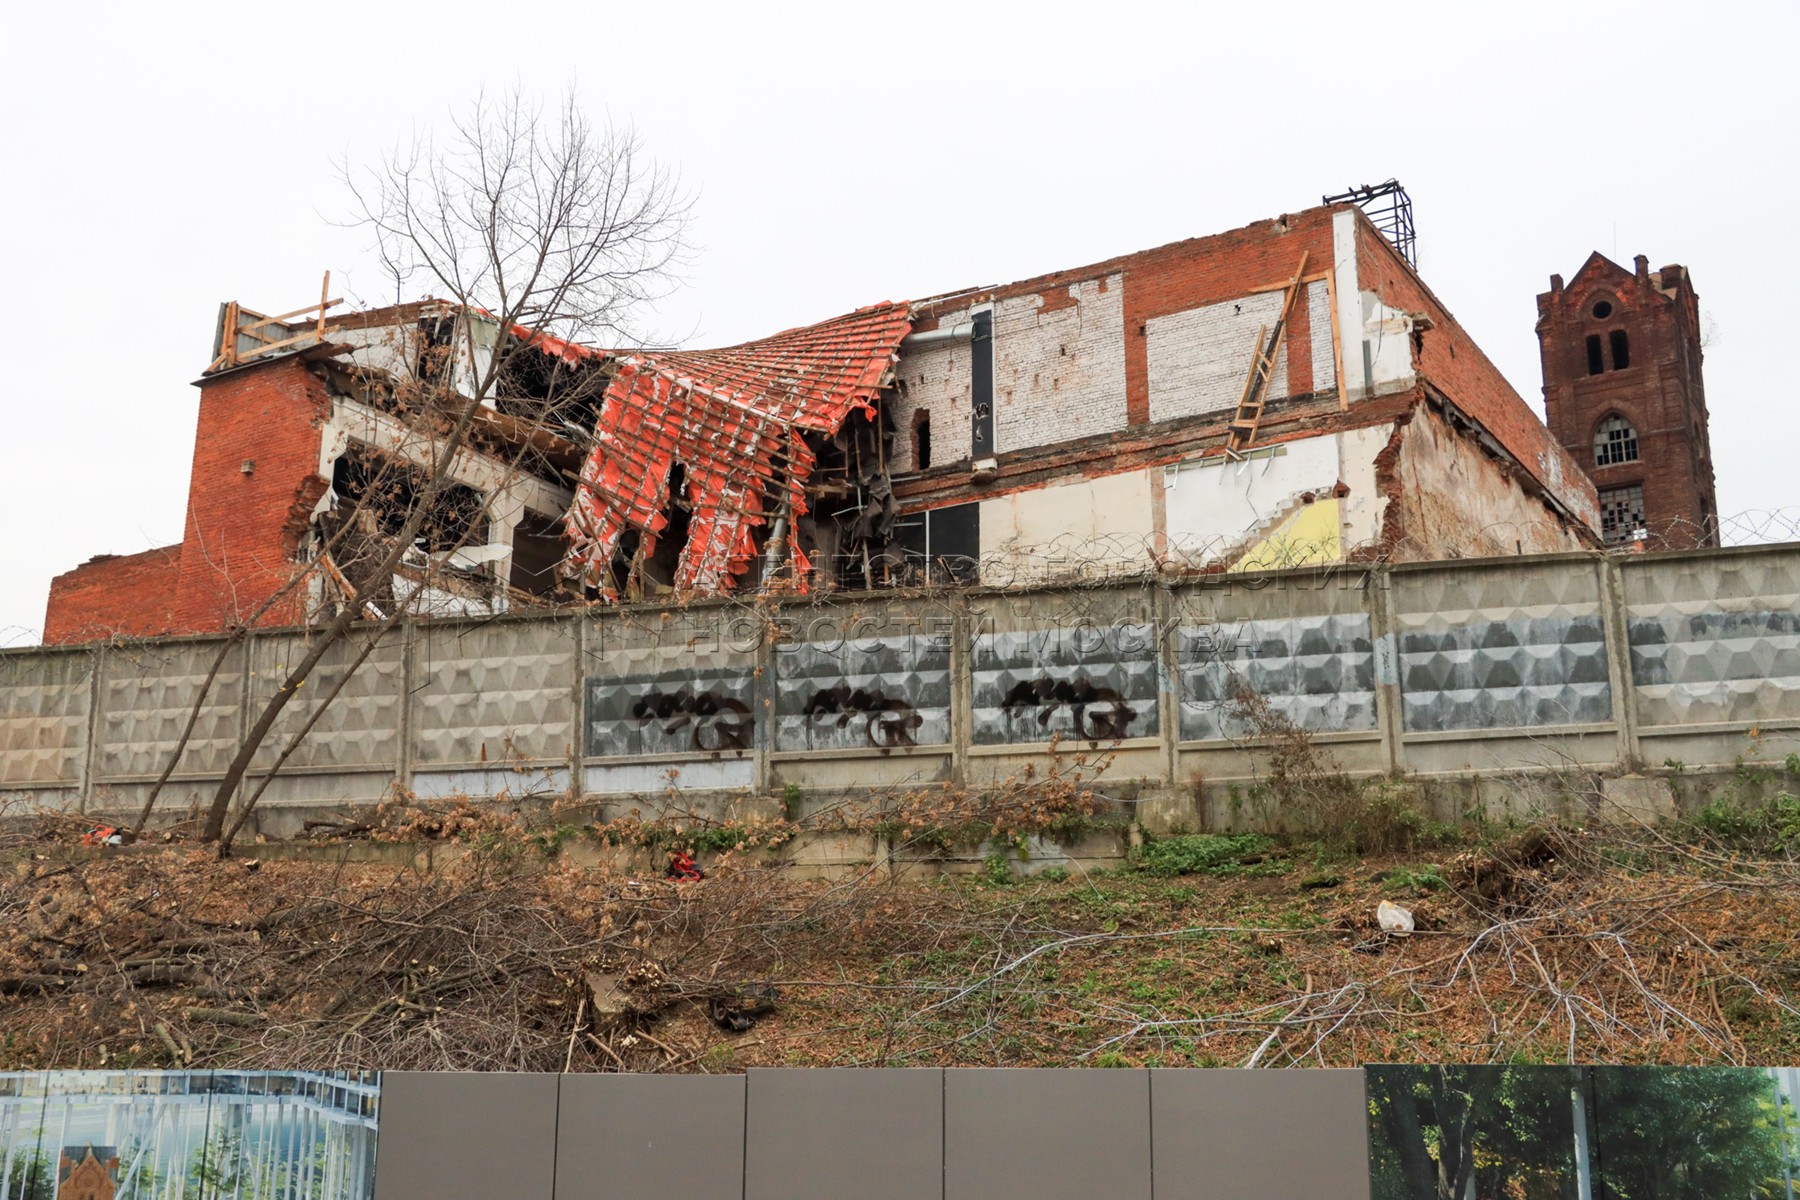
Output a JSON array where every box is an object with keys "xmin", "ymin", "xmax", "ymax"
[{"xmin": 901, "ymin": 321, "xmax": 976, "ymax": 349}]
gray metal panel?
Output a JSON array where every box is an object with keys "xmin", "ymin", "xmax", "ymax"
[
  {"xmin": 774, "ymin": 635, "xmax": 951, "ymax": 751},
  {"xmin": 373, "ymin": 1071, "xmax": 557, "ymax": 1200},
  {"xmin": 944, "ymin": 1068, "xmax": 1150, "ymax": 1200},
  {"xmin": 0, "ymin": 650, "xmax": 93, "ymax": 786},
  {"xmin": 1178, "ymin": 614, "xmax": 1376, "ymax": 741},
  {"xmin": 972, "ymin": 625, "xmax": 1160, "ymax": 746},
  {"xmin": 745, "ymin": 1068, "xmax": 942, "ymax": 1200},
  {"xmin": 556, "ymin": 1073, "xmax": 744, "ymax": 1200},
  {"xmin": 411, "ymin": 619, "xmax": 577, "ymax": 766},
  {"xmin": 95, "ymin": 639, "xmax": 246, "ymax": 780},
  {"xmin": 1150, "ymin": 1068, "xmax": 1370, "ymax": 1200},
  {"xmin": 248, "ymin": 630, "xmax": 404, "ymax": 771}
]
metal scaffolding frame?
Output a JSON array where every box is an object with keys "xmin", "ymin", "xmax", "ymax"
[{"xmin": 1323, "ymin": 179, "xmax": 1416, "ymax": 268}]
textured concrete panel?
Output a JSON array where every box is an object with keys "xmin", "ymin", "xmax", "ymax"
[
  {"xmin": 95, "ymin": 638, "xmax": 246, "ymax": 780},
  {"xmin": 1179, "ymin": 614, "xmax": 1376, "ymax": 741},
  {"xmin": 972, "ymin": 624, "xmax": 1159, "ymax": 746},
  {"xmin": 1623, "ymin": 550, "xmax": 1800, "ymax": 727},
  {"xmin": 412, "ymin": 619, "xmax": 577, "ymax": 766},
  {"xmin": 1394, "ymin": 563, "xmax": 1611, "ymax": 733},
  {"xmin": 1398, "ymin": 614, "xmax": 1612, "ymax": 732},
  {"xmin": 557, "ymin": 1073, "xmax": 744, "ymax": 1200},
  {"xmin": 373, "ymin": 1071, "xmax": 557, "ymax": 1200},
  {"xmin": 944, "ymin": 1069, "xmax": 1150, "ymax": 1200},
  {"xmin": 0, "ymin": 650, "xmax": 93, "ymax": 786},
  {"xmin": 584, "ymin": 759, "xmax": 754, "ymax": 793},
  {"xmin": 248, "ymin": 630, "xmax": 404, "ymax": 771},
  {"xmin": 1151, "ymin": 1068, "xmax": 1369, "ymax": 1200},
  {"xmin": 774, "ymin": 634, "xmax": 951, "ymax": 752},
  {"xmin": 586, "ymin": 664, "xmax": 757, "ymax": 759},
  {"xmin": 746, "ymin": 1069, "xmax": 941, "ymax": 1200}
]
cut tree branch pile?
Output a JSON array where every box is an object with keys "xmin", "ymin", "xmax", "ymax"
[{"xmin": 4, "ymin": 807, "xmax": 1799, "ymax": 1072}]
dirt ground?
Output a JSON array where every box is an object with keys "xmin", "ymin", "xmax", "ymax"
[{"xmin": 4, "ymin": 815, "xmax": 1798, "ymax": 1073}]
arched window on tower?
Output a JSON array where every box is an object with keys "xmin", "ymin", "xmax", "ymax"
[
  {"xmin": 1594, "ymin": 414, "xmax": 1640, "ymax": 466},
  {"xmin": 1610, "ymin": 329, "xmax": 1631, "ymax": 370}
]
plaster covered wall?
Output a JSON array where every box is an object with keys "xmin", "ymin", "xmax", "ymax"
[
  {"xmin": 977, "ymin": 470, "xmax": 1157, "ymax": 584},
  {"xmin": 1161, "ymin": 426, "xmax": 1389, "ymax": 568},
  {"xmin": 1385, "ymin": 404, "xmax": 1589, "ymax": 561}
]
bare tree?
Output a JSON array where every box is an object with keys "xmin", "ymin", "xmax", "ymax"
[{"xmin": 181, "ymin": 88, "xmax": 688, "ymax": 850}]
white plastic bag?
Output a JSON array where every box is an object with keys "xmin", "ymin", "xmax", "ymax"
[{"xmin": 1377, "ymin": 899, "xmax": 1415, "ymax": 934}]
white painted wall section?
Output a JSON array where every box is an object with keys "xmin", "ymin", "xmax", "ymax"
[
  {"xmin": 978, "ymin": 470, "xmax": 1156, "ymax": 583},
  {"xmin": 1145, "ymin": 291, "xmax": 1289, "ymax": 424},
  {"xmin": 891, "ymin": 273, "xmax": 1127, "ymax": 468},
  {"xmin": 1307, "ymin": 279, "xmax": 1336, "ymax": 394},
  {"xmin": 1334, "ymin": 208, "xmax": 1419, "ymax": 401},
  {"xmin": 889, "ymin": 338, "xmax": 969, "ymax": 472},
  {"xmin": 993, "ymin": 274, "xmax": 1126, "ymax": 453},
  {"xmin": 1162, "ymin": 432, "xmax": 1345, "ymax": 566}
]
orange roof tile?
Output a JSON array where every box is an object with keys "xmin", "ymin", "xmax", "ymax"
[{"xmin": 563, "ymin": 302, "xmax": 912, "ymax": 597}]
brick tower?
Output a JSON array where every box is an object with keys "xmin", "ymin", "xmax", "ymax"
[{"xmin": 1537, "ymin": 252, "xmax": 1718, "ymax": 548}]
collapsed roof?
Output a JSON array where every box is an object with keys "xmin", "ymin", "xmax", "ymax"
[{"xmin": 561, "ymin": 302, "xmax": 913, "ymax": 597}]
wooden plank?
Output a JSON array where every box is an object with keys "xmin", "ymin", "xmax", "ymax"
[
  {"xmin": 222, "ymin": 301, "xmax": 241, "ymax": 368},
  {"xmin": 231, "ymin": 328, "xmax": 324, "ymax": 362},
  {"xmin": 238, "ymin": 297, "xmax": 344, "ymax": 335},
  {"xmin": 1227, "ymin": 252, "xmax": 1310, "ymax": 450},
  {"xmin": 1229, "ymin": 326, "xmax": 1271, "ymax": 425},
  {"xmin": 1246, "ymin": 269, "xmax": 1331, "ymax": 295}
]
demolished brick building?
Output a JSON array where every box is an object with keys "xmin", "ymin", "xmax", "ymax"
[{"xmin": 44, "ymin": 195, "xmax": 1617, "ymax": 645}]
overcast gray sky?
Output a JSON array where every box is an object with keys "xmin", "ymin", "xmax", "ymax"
[{"xmin": 2, "ymin": 1, "xmax": 1795, "ymax": 645}]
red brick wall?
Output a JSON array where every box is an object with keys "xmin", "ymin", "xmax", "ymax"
[
  {"xmin": 41, "ymin": 546, "xmax": 182, "ymax": 644},
  {"xmin": 1116, "ymin": 209, "xmax": 1339, "ymax": 425},
  {"xmin": 169, "ymin": 356, "xmax": 331, "ymax": 633},
  {"xmin": 1536, "ymin": 256, "xmax": 1717, "ymax": 549}
]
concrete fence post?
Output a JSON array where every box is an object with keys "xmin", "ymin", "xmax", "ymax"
[
  {"xmin": 1153, "ymin": 583, "xmax": 1180, "ymax": 787},
  {"xmin": 569, "ymin": 612, "xmax": 587, "ymax": 803},
  {"xmin": 949, "ymin": 594, "xmax": 973, "ymax": 788},
  {"xmin": 1596, "ymin": 556, "xmax": 1642, "ymax": 773},
  {"xmin": 78, "ymin": 642, "xmax": 106, "ymax": 815},
  {"xmin": 397, "ymin": 618, "xmax": 416, "ymax": 796},
  {"xmin": 1367, "ymin": 564, "xmax": 1407, "ymax": 775}
]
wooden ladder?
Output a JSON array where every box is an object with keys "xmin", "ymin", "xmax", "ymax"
[{"xmin": 1227, "ymin": 251, "xmax": 1310, "ymax": 451}]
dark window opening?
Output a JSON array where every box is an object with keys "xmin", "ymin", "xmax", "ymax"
[
  {"xmin": 1593, "ymin": 415, "xmax": 1640, "ymax": 466},
  {"xmin": 494, "ymin": 340, "xmax": 609, "ymax": 432},
  {"xmin": 970, "ymin": 310, "xmax": 995, "ymax": 457},
  {"xmin": 1591, "ymin": 299, "xmax": 1613, "ymax": 319},
  {"xmin": 508, "ymin": 511, "xmax": 567, "ymax": 597},
  {"xmin": 1599, "ymin": 484, "xmax": 1647, "ymax": 545},
  {"xmin": 893, "ymin": 502, "xmax": 980, "ymax": 585},
  {"xmin": 1586, "ymin": 334, "xmax": 1605, "ymax": 376},
  {"xmin": 1610, "ymin": 329, "xmax": 1631, "ymax": 370},
  {"xmin": 914, "ymin": 410, "xmax": 932, "ymax": 470},
  {"xmin": 330, "ymin": 444, "xmax": 485, "ymax": 553},
  {"xmin": 639, "ymin": 462, "xmax": 693, "ymax": 591}
]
